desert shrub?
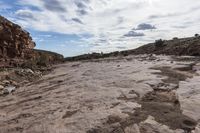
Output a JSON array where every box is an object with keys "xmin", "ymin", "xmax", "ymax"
[
  {"xmin": 195, "ymin": 34, "xmax": 199, "ymax": 37},
  {"xmin": 21, "ymin": 54, "xmax": 50, "ymax": 69},
  {"xmin": 121, "ymin": 51, "xmax": 129, "ymax": 56},
  {"xmin": 21, "ymin": 59, "xmax": 37, "ymax": 69},
  {"xmin": 155, "ymin": 39, "xmax": 165, "ymax": 47},
  {"xmin": 0, "ymin": 68, "xmax": 6, "ymax": 72},
  {"xmin": 173, "ymin": 37, "xmax": 178, "ymax": 40},
  {"xmin": 112, "ymin": 51, "xmax": 119, "ymax": 56},
  {"xmin": 36, "ymin": 54, "xmax": 49, "ymax": 67}
]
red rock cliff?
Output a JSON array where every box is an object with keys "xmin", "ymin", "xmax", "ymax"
[{"xmin": 0, "ymin": 15, "xmax": 36, "ymax": 67}]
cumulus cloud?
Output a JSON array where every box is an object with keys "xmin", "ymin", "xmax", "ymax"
[
  {"xmin": 124, "ymin": 31, "xmax": 145, "ymax": 37},
  {"xmin": 43, "ymin": 0, "xmax": 66, "ymax": 12},
  {"xmin": 72, "ymin": 18, "xmax": 84, "ymax": 24},
  {"xmin": 133, "ymin": 23, "xmax": 156, "ymax": 30},
  {"xmin": 74, "ymin": 0, "xmax": 91, "ymax": 15},
  {"xmin": 77, "ymin": 9, "xmax": 88, "ymax": 16},
  {"xmin": 2, "ymin": 0, "xmax": 200, "ymax": 55},
  {"xmin": 16, "ymin": 10, "xmax": 37, "ymax": 20},
  {"xmin": 116, "ymin": 46, "xmax": 127, "ymax": 49}
]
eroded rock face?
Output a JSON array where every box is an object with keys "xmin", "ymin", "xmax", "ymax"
[{"xmin": 0, "ymin": 15, "xmax": 35, "ymax": 66}]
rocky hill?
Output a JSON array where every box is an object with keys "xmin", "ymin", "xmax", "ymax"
[
  {"xmin": 0, "ymin": 15, "xmax": 63, "ymax": 67},
  {"xmin": 133, "ymin": 36, "xmax": 200, "ymax": 56}
]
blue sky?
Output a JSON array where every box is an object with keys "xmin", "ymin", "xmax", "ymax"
[{"xmin": 0, "ymin": 0, "xmax": 200, "ymax": 57}]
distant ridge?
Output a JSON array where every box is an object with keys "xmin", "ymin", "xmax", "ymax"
[{"xmin": 65, "ymin": 36, "xmax": 200, "ymax": 61}]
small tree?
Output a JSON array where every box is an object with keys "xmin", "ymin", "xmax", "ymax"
[{"xmin": 155, "ymin": 39, "xmax": 165, "ymax": 47}]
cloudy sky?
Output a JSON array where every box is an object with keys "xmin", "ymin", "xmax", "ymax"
[{"xmin": 0, "ymin": 0, "xmax": 200, "ymax": 57}]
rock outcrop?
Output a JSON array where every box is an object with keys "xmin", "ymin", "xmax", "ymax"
[
  {"xmin": 0, "ymin": 15, "xmax": 36, "ymax": 67},
  {"xmin": 0, "ymin": 15, "xmax": 64, "ymax": 67}
]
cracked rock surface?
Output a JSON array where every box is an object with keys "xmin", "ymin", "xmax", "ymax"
[{"xmin": 0, "ymin": 55, "xmax": 199, "ymax": 133}]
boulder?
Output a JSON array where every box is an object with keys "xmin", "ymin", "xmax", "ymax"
[
  {"xmin": 3, "ymin": 86, "xmax": 16, "ymax": 94},
  {"xmin": 0, "ymin": 85, "xmax": 4, "ymax": 90},
  {"xmin": 2, "ymin": 80, "xmax": 10, "ymax": 85}
]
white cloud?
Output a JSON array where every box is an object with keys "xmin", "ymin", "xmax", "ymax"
[{"xmin": 9, "ymin": 0, "xmax": 200, "ymax": 53}]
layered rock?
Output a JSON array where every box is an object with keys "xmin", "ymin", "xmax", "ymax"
[{"xmin": 0, "ymin": 15, "xmax": 36, "ymax": 67}]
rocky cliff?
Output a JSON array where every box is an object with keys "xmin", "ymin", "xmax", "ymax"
[
  {"xmin": 0, "ymin": 15, "xmax": 63, "ymax": 67},
  {"xmin": 0, "ymin": 15, "xmax": 35, "ymax": 67}
]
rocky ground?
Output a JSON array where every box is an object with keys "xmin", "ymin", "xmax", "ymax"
[
  {"xmin": 0, "ymin": 67, "xmax": 53, "ymax": 96},
  {"xmin": 0, "ymin": 55, "xmax": 200, "ymax": 133}
]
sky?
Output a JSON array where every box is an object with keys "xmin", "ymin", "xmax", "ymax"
[{"xmin": 0, "ymin": 0, "xmax": 200, "ymax": 57}]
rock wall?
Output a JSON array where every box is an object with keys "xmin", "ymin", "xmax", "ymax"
[{"xmin": 0, "ymin": 15, "xmax": 36, "ymax": 67}]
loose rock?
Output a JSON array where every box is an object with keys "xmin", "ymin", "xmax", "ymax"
[
  {"xmin": 3, "ymin": 86, "xmax": 16, "ymax": 94},
  {"xmin": 0, "ymin": 85, "xmax": 4, "ymax": 90}
]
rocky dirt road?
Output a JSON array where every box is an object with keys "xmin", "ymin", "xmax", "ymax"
[{"xmin": 0, "ymin": 55, "xmax": 200, "ymax": 133}]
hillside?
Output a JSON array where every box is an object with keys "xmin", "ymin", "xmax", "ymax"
[
  {"xmin": 19, "ymin": 49, "xmax": 64, "ymax": 70},
  {"xmin": 133, "ymin": 36, "xmax": 200, "ymax": 56},
  {"xmin": 65, "ymin": 36, "xmax": 200, "ymax": 61}
]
